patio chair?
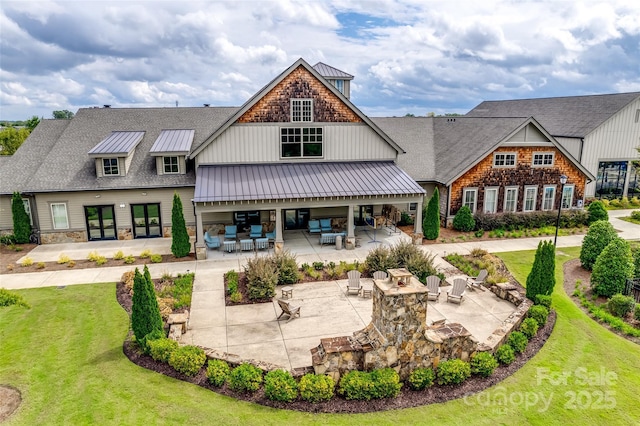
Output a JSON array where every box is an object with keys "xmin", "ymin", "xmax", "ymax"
[
  {"xmin": 426, "ymin": 275, "xmax": 441, "ymax": 302},
  {"xmin": 265, "ymin": 229, "xmax": 276, "ymax": 241},
  {"xmin": 447, "ymin": 278, "xmax": 467, "ymax": 304},
  {"xmin": 373, "ymin": 271, "xmax": 388, "ymax": 281},
  {"xmin": 467, "ymin": 269, "xmax": 488, "ymax": 291},
  {"xmin": 346, "ymin": 270, "xmax": 362, "ymax": 295},
  {"xmin": 276, "ymin": 299, "xmax": 301, "ymax": 323},
  {"xmin": 307, "ymin": 219, "xmax": 321, "ymax": 234},
  {"xmin": 320, "ymin": 218, "xmax": 332, "ymax": 232},
  {"xmin": 224, "ymin": 225, "xmax": 237, "ymax": 240},
  {"xmin": 249, "ymin": 224, "xmax": 263, "ymax": 239},
  {"xmin": 204, "ymin": 231, "xmax": 221, "ymax": 250}
]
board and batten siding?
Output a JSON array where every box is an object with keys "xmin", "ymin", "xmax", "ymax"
[
  {"xmin": 581, "ymin": 97, "xmax": 640, "ymax": 197},
  {"xmin": 195, "ymin": 123, "xmax": 397, "ymax": 166}
]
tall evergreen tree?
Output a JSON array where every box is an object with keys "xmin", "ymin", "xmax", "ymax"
[
  {"xmin": 171, "ymin": 192, "xmax": 191, "ymax": 257},
  {"xmin": 526, "ymin": 241, "xmax": 544, "ymax": 300},
  {"xmin": 423, "ymin": 187, "xmax": 440, "ymax": 240},
  {"xmin": 131, "ymin": 267, "xmax": 163, "ymax": 344},
  {"xmin": 11, "ymin": 192, "xmax": 31, "ymax": 243},
  {"xmin": 526, "ymin": 240, "xmax": 556, "ymax": 300}
]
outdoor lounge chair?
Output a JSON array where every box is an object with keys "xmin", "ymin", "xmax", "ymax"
[
  {"xmin": 224, "ymin": 225, "xmax": 237, "ymax": 240},
  {"xmin": 276, "ymin": 299, "xmax": 301, "ymax": 323},
  {"xmin": 373, "ymin": 271, "xmax": 388, "ymax": 281},
  {"xmin": 320, "ymin": 218, "xmax": 332, "ymax": 232},
  {"xmin": 265, "ymin": 229, "xmax": 276, "ymax": 241},
  {"xmin": 249, "ymin": 224, "xmax": 263, "ymax": 238},
  {"xmin": 307, "ymin": 219, "xmax": 321, "ymax": 234},
  {"xmin": 204, "ymin": 231, "xmax": 221, "ymax": 249},
  {"xmin": 426, "ymin": 275, "xmax": 441, "ymax": 301},
  {"xmin": 346, "ymin": 270, "xmax": 362, "ymax": 295},
  {"xmin": 447, "ymin": 278, "xmax": 467, "ymax": 304},
  {"xmin": 467, "ymin": 269, "xmax": 488, "ymax": 291}
]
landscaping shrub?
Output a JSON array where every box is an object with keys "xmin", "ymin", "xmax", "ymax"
[
  {"xmin": 172, "ymin": 273, "xmax": 194, "ymax": 309},
  {"xmin": 591, "ymin": 238, "xmax": 634, "ymax": 297},
  {"xmin": 528, "ymin": 305, "xmax": 549, "ymax": 328},
  {"xmin": 587, "ymin": 200, "xmax": 608, "ymax": 224},
  {"xmin": 607, "ymin": 294, "xmax": 636, "ymax": 318},
  {"xmin": 229, "ymin": 292, "xmax": 242, "ymax": 303},
  {"xmin": 370, "ymin": 368, "xmax": 402, "ymax": 398},
  {"xmin": 168, "ymin": 345, "xmax": 206, "ymax": 377},
  {"xmin": 228, "ymin": 363, "xmax": 263, "ymax": 393},
  {"xmin": 150, "ymin": 254, "xmax": 162, "ymax": 263},
  {"xmin": 0, "ymin": 234, "xmax": 17, "ymax": 246},
  {"xmin": 131, "ymin": 266, "xmax": 163, "ymax": 345},
  {"xmin": 452, "ymin": 206, "xmax": 475, "ymax": 232},
  {"xmin": 507, "ymin": 331, "xmax": 528, "ymax": 354},
  {"xmin": 139, "ymin": 249, "xmax": 152, "ymax": 259},
  {"xmin": 271, "ymin": 250, "xmax": 299, "ymax": 285},
  {"xmin": 632, "ymin": 244, "xmax": 640, "ymax": 278},
  {"xmin": 148, "ymin": 338, "xmax": 179, "ymax": 363},
  {"xmin": 535, "ymin": 294, "xmax": 552, "ymax": 309},
  {"xmin": 264, "ymin": 370, "xmax": 298, "ymax": 402},
  {"xmin": 312, "ymin": 261, "xmax": 325, "ymax": 271},
  {"xmin": 123, "ymin": 255, "xmax": 135, "ymax": 264},
  {"xmin": 11, "ymin": 192, "xmax": 31, "ymax": 243},
  {"xmin": 364, "ymin": 245, "xmax": 397, "ymax": 273},
  {"xmin": 170, "ymin": 192, "xmax": 191, "ymax": 258},
  {"xmin": 408, "ymin": 367, "xmax": 435, "ymax": 390},
  {"xmin": 470, "ymin": 352, "xmax": 498, "ymax": 377},
  {"xmin": 140, "ymin": 329, "xmax": 165, "ymax": 354},
  {"xmin": 436, "ymin": 359, "xmax": 471, "ymax": 385},
  {"xmin": 474, "ymin": 210, "xmax": 588, "ymax": 232},
  {"xmin": 113, "ymin": 250, "xmax": 125, "ymax": 260},
  {"xmin": 579, "ymin": 220, "xmax": 617, "ymax": 270},
  {"xmin": 20, "ymin": 257, "xmax": 33, "ymax": 267},
  {"xmin": 635, "ymin": 305, "xmax": 640, "ymax": 322},
  {"xmin": 244, "ymin": 256, "xmax": 277, "ymax": 300},
  {"xmin": 206, "ymin": 359, "xmax": 230, "ymax": 387},
  {"xmin": 519, "ymin": 317, "xmax": 540, "ymax": 340},
  {"xmin": 0, "ymin": 288, "xmax": 30, "ymax": 308},
  {"xmin": 398, "ymin": 211, "xmax": 414, "ymax": 226},
  {"xmin": 299, "ymin": 374, "xmax": 335, "ymax": 403},
  {"xmin": 495, "ymin": 344, "xmax": 515, "ymax": 365},
  {"xmin": 338, "ymin": 370, "xmax": 375, "ymax": 401},
  {"xmin": 525, "ymin": 240, "xmax": 555, "ymax": 300},
  {"xmin": 423, "ymin": 187, "xmax": 440, "ymax": 240},
  {"xmin": 404, "ymin": 250, "xmax": 438, "ymax": 283}
]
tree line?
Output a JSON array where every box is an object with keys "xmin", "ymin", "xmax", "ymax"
[{"xmin": 0, "ymin": 110, "xmax": 75, "ymax": 155}]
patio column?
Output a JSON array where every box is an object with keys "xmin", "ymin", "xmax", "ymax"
[
  {"xmin": 274, "ymin": 207, "xmax": 284, "ymax": 253},
  {"xmin": 194, "ymin": 205, "xmax": 207, "ymax": 260},
  {"xmin": 413, "ymin": 195, "xmax": 424, "ymax": 244},
  {"xmin": 345, "ymin": 203, "xmax": 356, "ymax": 250}
]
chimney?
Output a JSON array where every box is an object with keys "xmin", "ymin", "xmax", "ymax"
[
  {"xmin": 203, "ymin": 104, "xmax": 210, "ymax": 107},
  {"xmin": 103, "ymin": 105, "xmax": 111, "ymax": 108}
]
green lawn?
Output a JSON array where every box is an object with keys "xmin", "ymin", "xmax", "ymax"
[{"xmin": 1, "ymin": 248, "xmax": 639, "ymax": 425}]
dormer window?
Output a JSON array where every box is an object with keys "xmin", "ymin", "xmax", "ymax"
[
  {"xmin": 89, "ymin": 131, "xmax": 145, "ymax": 177},
  {"xmin": 291, "ymin": 99, "xmax": 313, "ymax": 122},
  {"xmin": 163, "ymin": 156, "xmax": 179, "ymax": 174},
  {"xmin": 149, "ymin": 129, "xmax": 193, "ymax": 176},
  {"xmin": 103, "ymin": 158, "xmax": 120, "ymax": 175}
]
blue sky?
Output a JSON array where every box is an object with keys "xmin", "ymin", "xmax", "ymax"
[{"xmin": 1, "ymin": 0, "xmax": 639, "ymax": 120}]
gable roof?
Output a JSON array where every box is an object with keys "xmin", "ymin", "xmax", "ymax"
[
  {"xmin": 189, "ymin": 58, "xmax": 402, "ymax": 158},
  {"xmin": 466, "ymin": 92, "xmax": 640, "ymax": 138},
  {"xmin": 312, "ymin": 62, "xmax": 354, "ymax": 80}
]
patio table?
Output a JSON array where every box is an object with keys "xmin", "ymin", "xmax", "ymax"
[{"xmin": 223, "ymin": 240, "xmax": 237, "ymax": 253}]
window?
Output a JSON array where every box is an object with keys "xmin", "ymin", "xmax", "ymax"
[
  {"xmin": 562, "ymin": 185, "xmax": 574, "ymax": 209},
  {"xmin": 103, "ymin": 158, "xmax": 119, "ymax": 175},
  {"xmin": 484, "ymin": 188, "xmax": 498, "ymax": 213},
  {"xmin": 533, "ymin": 152, "xmax": 554, "ymax": 166},
  {"xmin": 21, "ymin": 198, "xmax": 33, "ymax": 226},
  {"xmin": 51, "ymin": 203, "xmax": 69, "ymax": 229},
  {"xmin": 291, "ymin": 99, "xmax": 313, "ymax": 122},
  {"xmin": 409, "ymin": 202, "xmax": 418, "ymax": 211},
  {"xmin": 463, "ymin": 188, "xmax": 477, "ymax": 213},
  {"xmin": 333, "ymin": 79, "xmax": 344, "ymax": 94},
  {"xmin": 163, "ymin": 156, "xmax": 179, "ymax": 174},
  {"xmin": 524, "ymin": 186, "xmax": 537, "ymax": 212},
  {"xmin": 542, "ymin": 186, "xmax": 556, "ymax": 211},
  {"xmin": 281, "ymin": 127, "xmax": 323, "ymax": 158},
  {"xmin": 504, "ymin": 187, "xmax": 518, "ymax": 212},
  {"xmin": 493, "ymin": 152, "xmax": 516, "ymax": 167}
]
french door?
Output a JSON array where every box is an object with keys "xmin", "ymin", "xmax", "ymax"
[
  {"xmin": 131, "ymin": 203, "xmax": 162, "ymax": 238},
  {"xmin": 85, "ymin": 205, "xmax": 117, "ymax": 240}
]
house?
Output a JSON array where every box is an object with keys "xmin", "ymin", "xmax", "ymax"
[
  {"xmin": 466, "ymin": 92, "xmax": 640, "ymax": 199},
  {"xmin": 0, "ymin": 59, "xmax": 426, "ymax": 256}
]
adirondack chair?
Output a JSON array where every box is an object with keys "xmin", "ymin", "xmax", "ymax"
[
  {"xmin": 346, "ymin": 270, "xmax": 362, "ymax": 295},
  {"xmin": 373, "ymin": 271, "xmax": 388, "ymax": 281},
  {"xmin": 320, "ymin": 218, "xmax": 332, "ymax": 232},
  {"xmin": 276, "ymin": 299, "xmax": 301, "ymax": 323},
  {"xmin": 467, "ymin": 269, "xmax": 488, "ymax": 291},
  {"xmin": 307, "ymin": 220, "xmax": 321, "ymax": 234},
  {"xmin": 447, "ymin": 278, "xmax": 467, "ymax": 304},
  {"xmin": 204, "ymin": 231, "xmax": 221, "ymax": 249},
  {"xmin": 426, "ymin": 275, "xmax": 441, "ymax": 301},
  {"xmin": 249, "ymin": 224, "xmax": 263, "ymax": 238},
  {"xmin": 224, "ymin": 225, "xmax": 237, "ymax": 240}
]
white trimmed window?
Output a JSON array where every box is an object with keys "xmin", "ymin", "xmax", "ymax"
[
  {"xmin": 542, "ymin": 186, "xmax": 556, "ymax": 211},
  {"xmin": 19, "ymin": 198, "xmax": 33, "ymax": 226},
  {"xmin": 281, "ymin": 127, "xmax": 323, "ymax": 158},
  {"xmin": 463, "ymin": 188, "xmax": 478, "ymax": 213},
  {"xmin": 51, "ymin": 203, "xmax": 69, "ymax": 229},
  {"xmin": 524, "ymin": 186, "xmax": 537, "ymax": 212},
  {"xmin": 484, "ymin": 187, "xmax": 498, "ymax": 213},
  {"xmin": 562, "ymin": 185, "xmax": 574, "ymax": 209},
  {"xmin": 493, "ymin": 152, "xmax": 516, "ymax": 167},
  {"xmin": 533, "ymin": 152, "xmax": 554, "ymax": 167},
  {"xmin": 291, "ymin": 99, "xmax": 313, "ymax": 122},
  {"xmin": 103, "ymin": 158, "xmax": 119, "ymax": 175},
  {"xmin": 163, "ymin": 156, "xmax": 179, "ymax": 174},
  {"xmin": 504, "ymin": 187, "xmax": 518, "ymax": 212}
]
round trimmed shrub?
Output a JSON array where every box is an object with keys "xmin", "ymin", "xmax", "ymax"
[
  {"xmin": 507, "ymin": 331, "xmax": 528, "ymax": 354},
  {"xmin": 519, "ymin": 317, "xmax": 540, "ymax": 340},
  {"xmin": 587, "ymin": 200, "xmax": 608, "ymax": 224},
  {"xmin": 591, "ymin": 238, "xmax": 634, "ymax": 297},
  {"xmin": 206, "ymin": 359, "xmax": 231, "ymax": 387},
  {"xmin": 228, "ymin": 363, "xmax": 263, "ymax": 393},
  {"xmin": 495, "ymin": 344, "xmax": 515, "ymax": 365},
  {"xmin": 607, "ymin": 294, "xmax": 636, "ymax": 318},
  {"xmin": 453, "ymin": 206, "xmax": 476, "ymax": 232},
  {"xmin": 141, "ymin": 329, "xmax": 165, "ymax": 355},
  {"xmin": 408, "ymin": 367, "xmax": 435, "ymax": 390},
  {"xmin": 579, "ymin": 220, "xmax": 617, "ymax": 270},
  {"xmin": 299, "ymin": 374, "xmax": 334, "ymax": 403},
  {"xmin": 528, "ymin": 305, "xmax": 549, "ymax": 328},
  {"xmin": 148, "ymin": 338, "xmax": 179, "ymax": 363},
  {"xmin": 264, "ymin": 369, "xmax": 298, "ymax": 402},
  {"xmin": 534, "ymin": 294, "xmax": 552, "ymax": 309},
  {"xmin": 470, "ymin": 352, "xmax": 498, "ymax": 377},
  {"xmin": 370, "ymin": 368, "xmax": 402, "ymax": 399},
  {"xmin": 168, "ymin": 345, "xmax": 206, "ymax": 376},
  {"xmin": 338, "ymin": 371, "xmax": 375, "ymax": 401},
  {"xmin": 436, "ymin": 359, "xmax": 471, "ymax": 385}
]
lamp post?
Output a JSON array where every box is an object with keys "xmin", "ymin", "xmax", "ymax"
[{"xmin": 554, "ymin": 174, "xmax": 568, "ymax": 246}]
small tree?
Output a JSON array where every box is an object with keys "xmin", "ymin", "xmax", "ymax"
[
  {"xmin": 587, "ymin": 200, "xmax": 608, "ymax": 224},
  {"xmin": 579, "ymin": 220, "xmax": 617, "ymax": 271},
  {"xmin": 526, "ymin": 240, "xmax": 555, "ymax": 300},
  {"xmin": 423, "ymin": 187, "xmax": 440, "ymax": 240},
  {"xmin": 452, "ymin": 205, "xmax": 475, "ymax": 232},
  {"xmin": 171, "ymin": 192, "xmax": 191, "ymax": 258},
  {"xmin": 11, "ymin": 192, "xmax": 31, "ymax": 243},
  {"xmin": 591, "ymin": 238, "xmax": 634, "ymax": 297},
  {"xmin": 131, "ymin": 267, "xmax": 163, "ymax": 345}
]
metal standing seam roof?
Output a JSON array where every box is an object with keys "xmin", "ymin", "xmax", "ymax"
[
  {"xmin": 312, "ymin": 62, "xmax": 354, "ymax": 80},
  {"xmin": 88, "ymin": 131, "xmax": 145, "ymax": 156},
  {"xmin": 194, "ymin": 162, "xmax": 425, "ymax": 203},
  {"xmin": 149, "ymin": 129, "xmax": 194, "ymax": 155}
]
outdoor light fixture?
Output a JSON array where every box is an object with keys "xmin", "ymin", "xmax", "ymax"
[
  {"xmin": 119, "ymin": 203, "xmax": 126, "ymax": 208},
  {"xmin": 554, "ymin": 175, "xmax": 568, "ymax": 246}
]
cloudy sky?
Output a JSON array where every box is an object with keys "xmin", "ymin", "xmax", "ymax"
[{"xmin": 1, "ymin": 0, "xmax": 639, "ymax": 120}]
